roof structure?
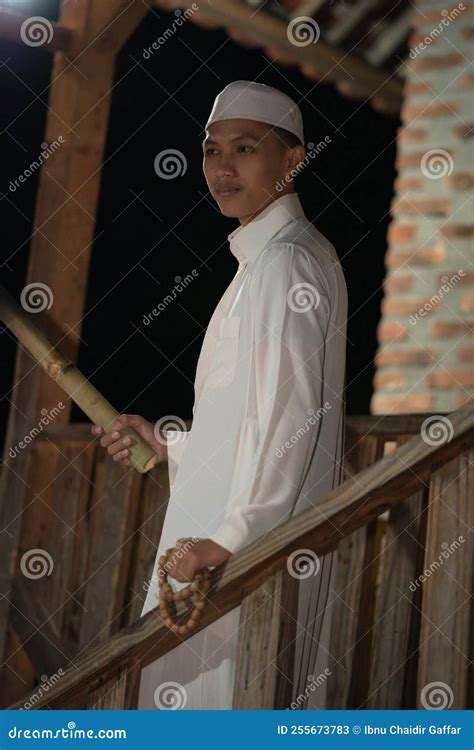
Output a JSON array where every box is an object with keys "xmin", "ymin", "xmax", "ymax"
[{"xmin": 154, "ymin": 0, "xmax": 410, "ymax": 113}]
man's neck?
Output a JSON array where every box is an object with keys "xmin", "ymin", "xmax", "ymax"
[{"xmin": 238, "ymin": 191, "xmax": 295, "ymax": 227}]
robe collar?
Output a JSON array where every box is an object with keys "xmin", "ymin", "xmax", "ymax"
[{"xmin": 227, "ymin": 192, "xmax": 305, "ymax": 266}]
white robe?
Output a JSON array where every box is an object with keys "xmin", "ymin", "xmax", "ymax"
[{"xmin": 138, "ymin": 192, "xmax": 347, "ymax": 710}]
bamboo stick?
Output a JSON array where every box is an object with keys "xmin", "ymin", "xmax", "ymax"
[{"xmin": 0, "ymin": 284, "xmax": 157, "ymax": 473}]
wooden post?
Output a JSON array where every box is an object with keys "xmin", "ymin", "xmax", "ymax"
[
  {"xmin": 232, "ymin": 567, "xmax": 299, "ymax": 709},
  {"xmin": 416, "ymin": 449, "xmax": 473, "ymax": 709},
  {"xmin": 0, "ymin": 0, "xmax": 148, "ymax": 685}
]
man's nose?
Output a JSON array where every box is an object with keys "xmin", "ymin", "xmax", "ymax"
[{"xmin": 215, "ymin": 155, "xmax": 236, "ymax": 176}]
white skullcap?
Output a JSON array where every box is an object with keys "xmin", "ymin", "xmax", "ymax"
[{"xmin": 205, "ymin": 80, "xmax": 304, "ymax": 145}]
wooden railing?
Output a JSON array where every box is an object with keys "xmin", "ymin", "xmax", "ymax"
[{"xmin": 6, "ymin": 403, "xmax": 473, "ymax": 710}]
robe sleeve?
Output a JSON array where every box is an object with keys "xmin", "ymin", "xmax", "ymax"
[
  {"xmin": 208, "ymin": 243, "xmax": 333, "ymax": 555},
  {"xmin": 165, "ymin": 430, "xmax": 192, "ymax": 487}
]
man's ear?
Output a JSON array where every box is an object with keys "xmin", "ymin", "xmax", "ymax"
[{"xmin": 286, "ymin": 145, "xmax": 306, "ymax": 172}]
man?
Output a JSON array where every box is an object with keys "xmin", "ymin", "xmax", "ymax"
[{"xmin": 92, "ymin": 80, "xmax": 347, "ymax": 710}]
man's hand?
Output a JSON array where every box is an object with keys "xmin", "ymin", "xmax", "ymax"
[
  {"xmin": 91, "ymin": 414, "xmax": 168, "ymax": 467},
  {"xmin": 163, "ymin": 537, "xmax": 232, "ymax": 583}
]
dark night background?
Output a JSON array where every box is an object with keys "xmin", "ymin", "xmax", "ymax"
[{"xmin": 0, "ymin": 0, "xmax": 399, "ymax": 453}]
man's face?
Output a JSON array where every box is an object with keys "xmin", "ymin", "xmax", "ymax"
[{"xmin": 202, "ymin": 118, "xmax": 304, "ymax": 225}]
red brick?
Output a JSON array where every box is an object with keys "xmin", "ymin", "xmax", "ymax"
[
  {"xmin": 382, "ymin": 297, "xmax": 434, "ymax": 316},
  {"xmin": 371, "ymin": 393, "xmax": 433, "ymax": 414},
  {"xmin": 395, "ymin": 175, "xmax": 424, "ymax": 191},
  {"xmin": 454, "ymin": 123, "xmax": 474, "ymax": 138},
  {"xmin": 431, "ymin": 320, "xmax": 474, "ymax": 337},
  {"xmin": 461, "ymin": 292, "xmax": 474, "ymax": 312},
  {"xmin": 449, "ymin": 173, "xmax": 474, "ymax": 190},
  {"xmin": 441, "ymin": 225, "xmax": 474, "ymax": 239},
  {"xmin": 383, "ymin": 273, "xmax": 413, "ymax": 292},
  {"xmin": 437, "ymin": 269, "xmax": 472, "ymax": 286},
  {"xmin": 404, "ymin": 81, "xmax": 435, "ymax": 95},
  {"xmin": 457, "ymin": 72, "xmax": 474, "ymax": 89},
  {"xmin": 402, "ymin": 101, "xmax": 459, "ymax": 119},
  {"xmin": 395, "ymin": 151, "xmax": 422, "ymax": 169},
  {"xmin": 407, "ymin": 29, "xmax": 442, "ymax": 49},
  {"xmin": 373, "ymin": 371, "xmax": 406, "ymax": 390},
  {"xmin": 408, "ymin": 31, "xmax": 440, "ymax": 48},
  {"xmin": 426, "ymin": 370, "xmax": 474, "ymax": 388},
  {"xmin": 456, "ymin": 270, "xmax": 474, "ymax": 285},
  {"xmin": 392, "ymin": 197, "xmax": 451, "ymax": 216},
  {"xmin": 387, "ymin": 224, "xmax": 418, "ymax": 244},
  {"xmin": 397, "ymin": 128, "xmax": 428, "ymax": 144},
  {"xmin": 455, "ymin": 394, "xmax": 473, "ymax": 408},
  {"xmin": 396, "ymin": 150, "xmax": 452, "ymax": 170},
  {"xmin": 458, "ymin": 346, "xmax": 474, "ymax": 362},
  {"xmin": 375, "ymin": 348, "xmax": 437, "ymax": 366},
  {"xmin": 408, "ymin": 53, "xmax": 464, "ymax": 72},
  {"xmin": 377, "ymin": 321, "xmax": 407, "ymax": 342},
  {"xmin": 386, "ymin": 244, "xmax": 447, "ymax": 268},
  {"xmin": 415, "ymin": 10, "xmax": 458, "ymax": 22}
]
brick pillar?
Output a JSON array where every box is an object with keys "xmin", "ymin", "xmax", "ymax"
[{"xmin": 371, "ymin": 0, "xmax": 473, "ymax": 415}]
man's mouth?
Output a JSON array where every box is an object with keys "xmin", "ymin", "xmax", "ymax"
[{"xmin": 216, "ymin": 185, "xmax": 242, "ymax": 198}]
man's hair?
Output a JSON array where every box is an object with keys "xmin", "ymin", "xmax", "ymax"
[{"xmin": 272, "ymin": 125, "xmax": 304, "ymax": 150}]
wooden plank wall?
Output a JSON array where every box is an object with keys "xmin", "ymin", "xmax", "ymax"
[
  {"xmin": 1, "ymin": 426, "xmax": 170, "ymax": 707},
  {"xmin": 327, "ymin": 435, "xmax": 472, "ymax": 710},
  {"xmin": 1, "ymin": 420, "xmax": 471, "ymax": 710}
]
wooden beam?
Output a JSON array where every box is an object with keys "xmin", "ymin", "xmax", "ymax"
[
  {"xmin": 0, "ymin": 9, "xmax": 75, "ymax": 52},
  {"xmin": 365, "ymin": 7, "xmax": 414, "ymax": 67},
  {"xmin": 0, "ymin": 0, "xmax": 147, "ymax": 672},
  {"xmin": 325, "ymin": 0, "xmax": 379, "ymax": 46},
  {"xmin": 85, "ymin": 0, "xmax": 150, "ymax": 54},
  {"xmin": 8, "ymin": 402, "xmax": 473, "ymax": 709},
  {"xmin": 345, "ymin": 413, "xmax": 453, "ymax": 438},
  {"xmin": 155, "ymin": 0, "xmax": 404, "ymax": 110}
]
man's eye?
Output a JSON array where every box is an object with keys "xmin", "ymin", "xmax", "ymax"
[
  {"xmin": 205, "ymin": 148, "xmax": 217, "ymax": 156},
  {"xmin": 238, "ymin": 145, "xmax": 254, "ymax": 153}
]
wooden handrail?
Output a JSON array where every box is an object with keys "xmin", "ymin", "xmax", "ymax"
[{"xmin": 9, "ymin": 402, "xmax": 473, "ymax": 708}]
